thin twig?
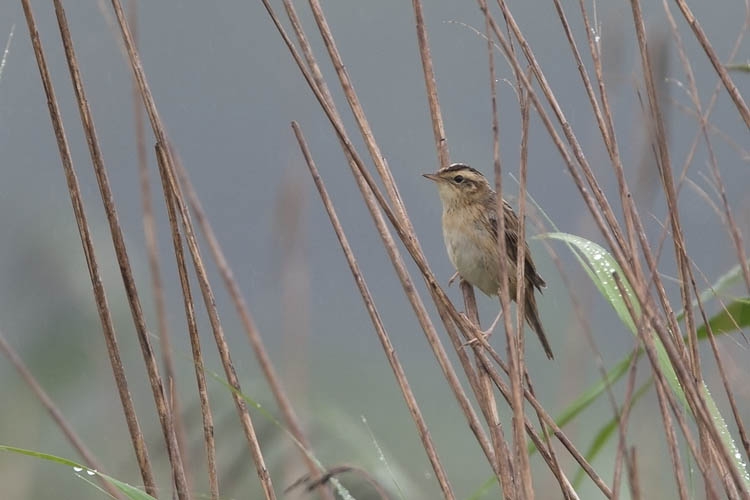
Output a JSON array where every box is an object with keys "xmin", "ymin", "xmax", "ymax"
[
  {"xmin": 19, "ymin": 1, "xmax": 156, "ymax": 494},
  {"xmin": 293, "ymin": 121, "xmax": 454, "ymax": 500},
  {"xmin": 126, "ymin": 0, "xmax": 191, "ymax": 487},
  {"xmin": 50, "ymin": 2, "xmax": 189, "ymax": 496}
]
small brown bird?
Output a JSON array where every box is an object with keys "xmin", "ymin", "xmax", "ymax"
[{"xmin": 423, "ymin": 163, "xmax": 554, "ymax": 359}]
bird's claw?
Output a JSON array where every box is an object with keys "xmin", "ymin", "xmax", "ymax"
[{"xmin": 448, "ymin": 272, "xmax": 460, "ymax": 287}]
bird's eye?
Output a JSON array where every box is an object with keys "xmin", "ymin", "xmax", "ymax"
[{"xmin": 453, "ymin": 175, "xmax": 464, "ymax": 184}]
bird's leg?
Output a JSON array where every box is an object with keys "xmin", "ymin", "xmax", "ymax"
[
  {"xmin": 484, "ymin": 308, "xmax": 504, "ymax": 336},
  {"xmin": 448, "ymin": 271, "xmax": 460, "ymax": 287},
  {"xmin": 462, "ymin": 309, "xmax": 504, "ymax": 347}
]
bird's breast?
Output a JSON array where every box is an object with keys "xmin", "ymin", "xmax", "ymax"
[{"xmin": 442, "ymin": 212, "xmax": 501, "ymax": 296}]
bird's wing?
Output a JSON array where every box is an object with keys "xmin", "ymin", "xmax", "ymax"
[{"xmin": 487, "ymin": 198, "xmax": 547, "ymax": 291}]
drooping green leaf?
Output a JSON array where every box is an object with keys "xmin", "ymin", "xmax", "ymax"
[
  {"xmin": 546, "ymin": 233, "xmax": 750, "ymax": 489},
  {"xmin": 697, "ymin": 298, "xmax": 750, "ymax": 339},
  {"xmin": 544, "ymin": 233, "xmax": 639, "ymax": 331}
]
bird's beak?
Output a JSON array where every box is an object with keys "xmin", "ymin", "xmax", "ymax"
[{"xmin": 422, "ymin": 173, "xmax": 440, "ymax": 182}]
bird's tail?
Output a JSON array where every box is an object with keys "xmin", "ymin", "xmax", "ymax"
[{"xmin": 524, "ymin": 287, "xmax": 554, "ymax": 359}]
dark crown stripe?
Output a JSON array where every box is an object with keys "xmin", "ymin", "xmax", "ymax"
[{"xmin": 439, "ymin": 163, "xmax": 484, "ymax": 177}]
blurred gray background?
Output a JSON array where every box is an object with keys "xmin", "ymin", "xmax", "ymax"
[{"xmin": 0, "ymin": 1, "xmax": 748, "ymax": 498}]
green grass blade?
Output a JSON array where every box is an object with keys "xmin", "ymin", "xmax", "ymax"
[
  {"xmin": 546, "ymin": 233, "xmax": 750, "ymax": 489},
  {"xmin": 696, "ymin": 298, "xmax": 750, "ymax": 338},
  {"xmin": 0, "ymin": 445, "xmax": 156, "ymax": 499},
  {"xmin": 544, "ymin": 233, "xmax": 639, "ymax": 332}
]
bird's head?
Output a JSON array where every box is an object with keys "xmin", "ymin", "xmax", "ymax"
[{"xmin": 423, "ymin": 163, "xmax": 493, "ymax": 208}]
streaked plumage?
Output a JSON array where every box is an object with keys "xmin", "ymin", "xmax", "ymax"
[{"xmin": 423, "ymin": 163, "xmax": 554, "ymax": 359}]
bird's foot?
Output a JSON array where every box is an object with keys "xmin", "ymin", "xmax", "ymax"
[
  {"xmin": 461, "ymin": 310, "xmax": 503, "ymax": 348},
  {"xmin": 448, "ymin": 271, "xmax": 460, "ymax": 287}
]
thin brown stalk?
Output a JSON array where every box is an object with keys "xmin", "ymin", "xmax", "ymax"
[
  {"xmin": 569, "ymin": 0, "xmax": 640, "ymax": 264},
  {"xmin": 127, "ymin": 0, "xmax": 190, "ymax": 480},
  {"xmin": 173, "ymin": 160, "xmax": 327, "ymax": 497},
  {"xmin": 50, "ymin": 2, "xmax": 189, "ymax": 496},
  {"xmin": 491, "ymin": 0, "xmax": 630, "ymax": 262},
  {"xmin": 611, "ymin": 273, "xmax": 688, "ymax": 500},
  {"xmin": 266, "ymin": 1, "xmax": 507, "ymax": 492},
  {"xmin": 687, "ymin": 266, "xmax": 748, "ymax": 496},
  {"xmin": 669, "ymin": 98, "xmax": 750, "ymax": 161},
  {"xmin": 611, "ymin": 347, "xmax": 640, "ymax": 499},
  {"xmin": 19, "ymin": 0, "xmax": 156, "ymax": 494},
  {"xmin": 613, "ymin": 270, "xmax": 724, "ymax": 498},
  {"xmin": 0, "ymin": 331, "xmax": 124, "ymax": 500},
  {"xmin": 631, "ymin": 0, "xmax": 701, "ymax": 382},
  {"xmin": 267, "ymin": 2, "xmax": 606, "ymax": 493},
  {"xmin": 103, "ymin": 0, "xmax": 277, "ymax": 492},
  {"xmin": 154, "ymin": 142, "xmax": 276, "ymax": 499},
  {"xmin": 662, "ymin": 0, "xmax": 750, "ymax": 298},
  {"xmin": 672, "ymin": 0, "xmax": 750, "ymax": 129},
  {"xmin": 480, "ymin": 7, "xmax": 745, "ymax": 492},
  {"xmin": 411, "ymin": 0, "xmax": 450, "ymax": 169},
  {"xmin": 284, "ymin": 7, "xmax": 499, "ymax": 486},
  {"xmin": 629, "ymin": 2, "xmax": 742, "ymax": 492},
  {"xmin": 476, "ymin": 349, "xmax": 611, "ymax": 498},
  {"xmin": 159, "ymin": 172, "xmax": 219, "ymax": 498},
  {"xmin": 478, "ymin": 4, "xmax": 530, "ymax": 497},
  {"xmin": 627, "ymin": 449, "xmax": 642, "ymax": 500},
  {"xmin": 661, "ymin": 0, "xmax": 750, "ymax": 464},
  {"xmin": 460, "ymin": 281, "xmax": 516, "ymax": 499},
  {"xmin": 293, "ymin": 121, "xmax": 454, "ymax": 500}
]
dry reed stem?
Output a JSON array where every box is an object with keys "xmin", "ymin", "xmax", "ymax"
[
  {"xmin": 19, "ymin": 1, "xmax": 156, "ymax": 494},
  {"xmin": 627, "ymin": 449, "xmax": 642, "ymax": 500},
  {"xmin": 175, "ymin": 160, "xmax": 327, "ymax": 499},
  {"xmin": 460, "ymin": 281, "xmax": 516, "ymax": 497},
  {"xmin": 484, "ymin": 2, "xmax": 748, "ymax": 493},
  {"xmin": 612, "ymin": 273, "xmax": 724, "ymax": 499},
  {"xmin": 611, "ymin": 277, "xmax": 688, "ymax": 500},
  {"xmin": 477, "ymin": 3, "xmax": 532, "ymax": 497},
  {"xmin": 630, "ymin": 2, "xmax": 749, "ymax": 494},
  {"xmin": 411, "ymin": 0, "xmax": 450, "ymax": 169},
  {"xmin": 569, "ymin": 0, "xmax": 641, "ymax": 263},
  {"xmin": 0, "ymin": 332, "xmax": 124, "ymax": 500},
  {"xmin": 477, "ymin": 346, "xmax": 612, "ymax": 498},
  {"xmin": 292, "ymin": 1, "xmax": 528, "ymax": 486},
  {"xmin": 158, "ymin": 170, "xmax": 219, "ymax": 498},
  {"xmin": 306, "ymin": 0, "xmax": 411, "ymax": 226},
  {"xmin": 50, "ymin": 2, "xmax": 190, "ymax": 496},
  {"xmin": 490, "ymin": 0, "xmax": 630, "ymax": 261},
  {"xmin": 269, "ymin": 1, "xmax": 606, "ymax": 488},
  {"xmin": 102, "ymin": 0, "xmax": 277, "ymax": 493},
  {"xmin": 293, "ymin": 121, "xmax": 455, "ymax": 500},
  {"xmin": 266, "ymin": 0, "xmax": 511, "ymax": 491},
  {"xmin": 672, "ymin": 0, "xmax": 750, "ymax": 129},
  {"xmin": 659, "ymin": 4, "xmax": 750, "ymax": 468},
  {"xmin": 630, "ymin": 0, "xmax": 700, "ymax": 380},
  {"xmin": 611, "ymin": 346, "xmax": 640, "ymax": 499},
  {"xmin": 481, "ymin": 12, "xmax": 716, "ymax": 489},
  {"xmin": 127, "ymin": 0, "xmax": 190, "ymax": 481},
  {"xmin": 154, "ymin": 143, "xmax": 276, "ymax": 499}
]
